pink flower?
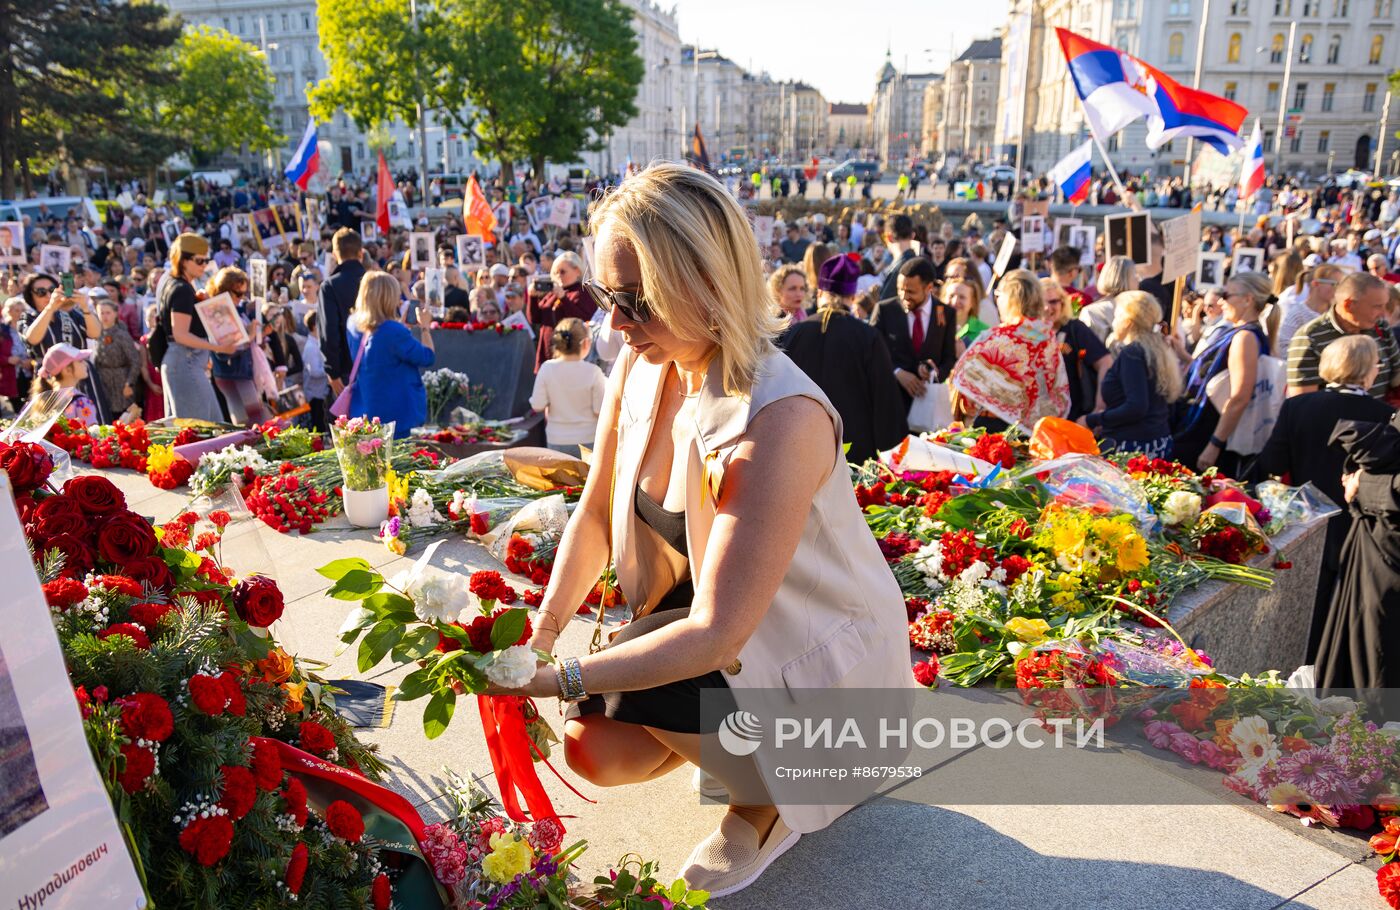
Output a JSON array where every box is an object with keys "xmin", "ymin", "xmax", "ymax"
[{"xmin": 1169, "ymin": 732, "xmax": 1202, "ymax": 764}]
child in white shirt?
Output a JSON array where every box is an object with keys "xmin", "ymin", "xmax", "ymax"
[{"xmin": 529, "ymin": 317, "xmax": 605, "ymax": 456}]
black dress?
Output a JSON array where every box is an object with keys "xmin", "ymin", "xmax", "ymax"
[
  {"xmin": 779, "ymin": 310, "xmax": 908, "ymax": 464},
  {"xmin": 1317, "ymin": 413, "xmax": 1400, "ymax": 689},
  {"xmin": 1257, "ymin": 386, "xmax": 1395, "ymax": 663},
  {"xmin": 569, "ymin": 487, "xmax": 733, "ymax": 734}
]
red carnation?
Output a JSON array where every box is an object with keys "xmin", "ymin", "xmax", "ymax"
[
  {"xmin": 65, "ymin": 475, "xmax": 126, "ymax": 515},
  {"xmin": 967, "ymin": 432, "xmax": 1016, "ymax": 469},
  {"xmin": 325, "ymin": 800, "xmax": 365, "ymax": 841},
  {"xmin": 469, "ymin": 511, "xmax": 489, "ymax": 535},
  {"xmin": 912, "ymin": 658, "xmax": 939, "ymax": 687},
  {"xmin": 125, "ymin": 556, "xmax": 173, "ymax": 591},
  {"xmin": 232, "ymin": 575, "xmax": 285, "ymax": 627},
  {"xmin": 285, "ymin": 842, "xmax": 309, "ymax": 895},
  {"xmin": 117, "ymin": 743, "xmax": 156, "ymax": 793},
  {"xmin": 118, "ymin": 692, "xmax": 174, "ymax": 742},
  {"xmin": 178, "ymin": 815, "xmax": 234, "ymax": 866},
  {"xmin": 128, "ymin": 601, "xmax": 177, "ymax": 631},
  {"xmin": 1000, "ymin": 554, "xmax": 1033, "ymax": 584},
  {"xmin": 469, "ymin": 570, "xmax": 511, "ymax": 604},
  {"xmin": 250, "ymin": 738, "xmax": 282, "ymax": 790},
  {"xmin": 42, "ymin": 577, "xmax": 88, "ymax": 610},
  {"xmin": 297, "ymin": 720, "xmax": 336, "ymax": 755},
  {"xmin": 1379, "ymin": 862, "xmax": 1400, "ymax": 910},
  {"xmin": 435, "ymin": 621, "xmax": 466, "ymax": 653},
  {"xmin": 218, "ymin": 765, "xmax": 258, "ymax": 819},
  {"xmin": 92, "ymin": 575, "xmax": 144, "ymax": 598},
  {"xmin": 372, "ymin": 873, "xmax": 391, "ymax": 910},
  {"xmin": 219, "ymin": 672, "xmax": 246, "ymax": 717},
  {"xmin": 281, "ymin": 777, "xmax": 309, "ymax": 826},
  {"xmin": 189, "ymin": 674, "xmax": 230, "ymax": 715},
  {"xmin": 0, "ymin": 441, "xmax": 54, "ymax": 493},
  {"xmin": 209, "ymin": 510, "xmax": 231, "ymax": 529},
  {"xmin": 99, "ymin": 623, "xmax": 151, "ymax": 650},
  {"xmin": 97, "ymin": 514, "xmax": 158, "ymax": 566}
]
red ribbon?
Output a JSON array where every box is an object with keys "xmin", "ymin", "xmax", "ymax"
[{"xmin": 477, "ymin": 695, "xmax": 594, "ymax": 829}]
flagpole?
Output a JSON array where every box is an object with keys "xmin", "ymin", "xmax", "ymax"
[
  {"xmin": 1088, "ymin": 129, "xmax": 1130, "ymax": 203},
  {"xmin": 1182, "ymin": 0, "xmax": 1212, "ymax": 175}
]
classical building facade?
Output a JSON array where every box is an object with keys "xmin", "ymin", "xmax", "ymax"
[
  {"xmin": 828, "ymin": 102, "xmax": 872, "ymax": 158},
  {"xmin": 1007, "ymin": 0, "xmax": 1399, "ymax": 179},
  {"xmin": 869, "ymin": 55, "xmax": 941, "ymax": 167},
  {"xmin": 936, "ymin": 37, "xmax": 1003, "ymax": 164}
]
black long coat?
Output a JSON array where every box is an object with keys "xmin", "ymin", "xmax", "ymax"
[{"xmin": 778, "ymin": 311, "xmax": 908, "ymax": 465}]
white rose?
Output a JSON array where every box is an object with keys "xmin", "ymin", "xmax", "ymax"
[
  {"xmin": 1162, "ymin": 491, "xmax": 1202, "ymax": 527},
  {"xmin": 485, "ymin": 645, "xmax": 538, "ymax": 689},
  {"xmin": 408, "ymin": 488, "xmax": 439, "ymax": 528}
]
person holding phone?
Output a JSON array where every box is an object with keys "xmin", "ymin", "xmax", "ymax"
[
  {"xmin": 20, "ymin": 271, "xmax": 106, "ymax": 422},
  {"xmin": 524, "ymin": 251, "xmax": 596, "ymax": 371}
]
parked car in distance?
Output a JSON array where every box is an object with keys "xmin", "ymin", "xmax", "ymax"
[{"xmin": 827, "ymin": 160, "xmax": 883, "ymax": 181}]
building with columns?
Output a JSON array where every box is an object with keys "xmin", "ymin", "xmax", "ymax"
[
  {"xmin": 934, "ymin": 37, "xmax": 1003, "ymax": 165},
  {"xmin": 869, "ymin": 54, "xmax": 941, "ymax": 168},
  {"xmin": 1006, "ymin": 0, "xmax": 1400, "ymax": 181}
]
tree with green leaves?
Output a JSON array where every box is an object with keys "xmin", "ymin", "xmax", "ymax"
[
  {"xmin": 157, "ymin": 26, "xmax": 283, "ymax": 164},
  {"xmin": 0, "ymin": 0, "xmax": 180, "ymax": 196}
]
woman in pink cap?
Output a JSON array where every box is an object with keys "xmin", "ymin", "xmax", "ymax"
[{"xmin": 31, "ymin": 342, "xmax": 98, "ymax": 424}]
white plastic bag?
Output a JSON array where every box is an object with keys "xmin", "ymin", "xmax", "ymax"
[{"xmin": 905, "ymin": 382, "xmax": 952, "ymax": 434}]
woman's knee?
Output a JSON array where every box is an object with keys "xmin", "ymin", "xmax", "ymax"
[{"xmin": 563, "ymin": 717, "xmax": 675, "ymax": 787}]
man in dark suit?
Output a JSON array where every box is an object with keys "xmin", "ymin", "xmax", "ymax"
[
  {"xmin": 876, "ymin": 213, "xmax": 917, "ymax": 301},
  {"xmin": 318, "ymin": 227, "xmax": 366, "ymax": 394},
  {"xmin": 869, "ymin": 257, "xmax": 957, "ymax": 409}
]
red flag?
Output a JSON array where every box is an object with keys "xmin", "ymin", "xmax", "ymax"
[
  {"xmin": 375, "ymin": 152, "xmax": 394, "ymax": 236},
  {"xmin": 463, "ymin": 174, "xmax": 498, "ymax": 245}
]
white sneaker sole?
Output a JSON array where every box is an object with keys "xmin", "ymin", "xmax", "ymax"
[{"xmin": 704, "ymin": 828, "xmax": 801, "ymax": 899}]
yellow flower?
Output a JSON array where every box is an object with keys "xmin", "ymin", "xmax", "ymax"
[
  {"xmin": 146, "ymin": 444, "xmax": 178, "ymax": 475},
  {"xmin": 1114, "ymin": 533, "xmax": 1149, "ymax": 573},
  {"xmin": 283, "ymin": 680, "xmax": 307, "ymax": 714},
  {"xmin": 385, "ymin": 536, "xmax": 407, "ymax": 556},
  {"xmin": 482, "ymin": 832, "xmax": 535, "ymax": 883},
  {"xmin": 1005, "ymin": 617, "xmax": 1051, "ymax": 642},
  {"xmin": 1050, "ymin": 519, "xmax": 1085, "ymax": 556}
]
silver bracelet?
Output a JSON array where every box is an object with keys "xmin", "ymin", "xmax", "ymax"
[{"xmin": 558, "ymin": 657, "xmax": 587, "ymax": 702}]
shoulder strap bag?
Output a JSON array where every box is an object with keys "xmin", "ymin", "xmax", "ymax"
[{"xmin": 329, "ymin": 330, "xmax": 368, "ymax": 419}]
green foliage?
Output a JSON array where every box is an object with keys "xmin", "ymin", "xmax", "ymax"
[{"xmin": 156, "ymin": 26, "xmax": 283, "ymax": 159}]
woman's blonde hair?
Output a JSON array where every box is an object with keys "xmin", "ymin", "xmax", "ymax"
[
  {"xmin": 1111, "ymin": 291, "xmax": 1183, "ymax": 402},
  {"xmin": 944, "ymin": 256, "xmax": 985, "ymax": 300},
  {"xmin": 351, "ymin": 272, "xmax": 402, "ymax": 332},
  {"xmin": 552, "ymin": 316, "xmax": 587, "ymax": 356},
  {"xmin": 802, "ymin": 242, "xmax": 834, "ymax": 300},
  {"xmin": 767, "ymin": 263, "xmax": 806, "ymax": 308},
  {"xmin": 589, "ymin": 163, "xmax": 783, "ymax": 395},
  {"xmin": 1038, "ymin": 276, "xmax": 1070, "ymax": 328},
  {"xmin": 1096, "ymin": 256, "xmax": 1138, "ymax": 297},
  {"xmin": 1225, "ymin": 270, "xmax": 1278, "ymax": 349},
  {"xmin": 1319, "ymin": 334, "xmax": 1379, "ymax": 386},
  {"xmin": 550, "ymin": 250, "xmax": 585, "ymax": 286},
  {"xmin": 1270, "ymin": 250, "xmax": 1304, "ymax": 296},
  {"xmin": 996, "ymin": 269, "xmax": 1045, "ymax": 321},
  {"xmin": 941, "ymin": 278, "xmax": 982, "ymax": 316},
  {"xmin": 207, "ymin": 266, "xmax": 248, "ymax": 299}
]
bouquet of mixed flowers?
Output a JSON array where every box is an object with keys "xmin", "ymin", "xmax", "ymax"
[{"xmin": 330, "ymin": 416, "xmax": 396, "ymax": 492}]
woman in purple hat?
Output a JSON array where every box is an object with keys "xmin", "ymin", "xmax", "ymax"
[{"xmin": 778, "ymin": 253, "xmax": 907, "ymax": 463}]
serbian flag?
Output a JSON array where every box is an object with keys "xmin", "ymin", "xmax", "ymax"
[
  {"xmin": 1056, "ymin": 28, "xmax": 1247, "ymax": 154},
  {"xmin": 1239, "ymin": 119, "xmax": 1266, "ymax": 200},
  {"xmin": 1049, "ymin": 140, "xmax": 1094, "ymax": 205},
  {"xmin": 284, "ymin": 120, "xmax": 320, "ymax": 190},
  {"xmin": 463, "ymin": 174, "xmax": 498, "ymax": 245},
  {"xmin": 375, "ymin": 151, "xmax": 394, "ymax": 236}
]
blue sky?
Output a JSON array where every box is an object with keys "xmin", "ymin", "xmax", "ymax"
[{"xmin": 668, "ymin": 0, "xmax": 1010, "ymax": 102}]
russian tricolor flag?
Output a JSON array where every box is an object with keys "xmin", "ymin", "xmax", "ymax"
[
  {"xmin": 1049, "ymin": 140, "xmax": 1094, "ymax": 205},
  {"xmin": 1056, "ymin": 28, "xmax": 1247, "ymax": 155},
  {"xmin": 284, "ymin": 120, "xmax": 320, "ymax": 190},
  {"xmin": 1239, "ymin": 119, "xmax": 1266, "ymax": 200}
]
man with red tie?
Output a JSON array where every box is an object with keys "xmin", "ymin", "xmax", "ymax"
[{"xmin": 869, "ymin": 257, "xmax": 957, "ymax": 410}]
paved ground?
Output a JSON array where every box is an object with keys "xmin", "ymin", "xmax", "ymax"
[{"xmin": 100, "ymin": 466, "xmax": 1383, "ymax": 909}]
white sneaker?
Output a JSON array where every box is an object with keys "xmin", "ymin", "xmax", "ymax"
[
  {"xmin": 692, "ymin": 767, "xmax": 729, "ymax": 800},
  {"xmin": 681, "ymin": 813, "xmax": 799, "ymax": 898}
]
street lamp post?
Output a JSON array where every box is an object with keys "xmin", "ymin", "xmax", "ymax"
[
  {"xmin": 409, "ymin": 0, "xmax": 431, "ymax": 206},
  {"xmin": 1273, "ymin": 21, "xmax": 1298, "ymax": 175}
]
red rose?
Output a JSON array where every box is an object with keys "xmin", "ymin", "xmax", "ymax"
[
  {"xmin": 29, "ymin": 505, "xmax": 88, "ymax": 539},
  {"xmin": 297, "ymin": 720, "xmax": 336, "ymax": 755},
  {"xmin": 117, "ymin": 743, "xmax": 156, "ymax": 793},
  {"xmin": 218, "ymin": 765, "xmax": 257, "ymax": 819},
  {"xmin": 0, "ymin": 441, "xmax": 54, "ymax": 493},
  {"xmin": 232, "ymin": 575, "xmax": 285, "ymax": 627},
  {"xmin": 42, "ymin": 533, "xmax": 95, "ymax": 578},
  {"xmin": 92, "ymin": 575, "xmax": 144, "ymax": 598},
  {"xmin": 1380, "ymin": 862, "xmax": 1400, "ymax": 910},
  {"xmin": 219, "ymin": 672, "xmax": 246, "ymax": 717},
  {"xmin": 118, "ymin": 692, "xmax": 174, "ymax": 742},
  {"xmin": 178, "ymin": 815, "xmax": 234, "ymax": 866},
  {"xmin": 99, "ymin": 623, "xmax": 151, "ymax": 650},
  {"xmin": 281, "ymin": 777, "xmax": 308, "ymax": 826},
  {"xmin": 250, "ymin": 738, "xmax": 282, "ymax": 790},
  {"xmin": 42, "ymin": 577, "xmax": 88, "ymax": 610},
  {"xmin": 128, "ymin": 601, "xmax": 177, "ymax": 631},
  {"xmin": 97, "ymin": 514, "xmax": 158, "ymax": 566},
  {"xmin": 189, "ymin": 674, "xmax": 229, "ymax": 715},
  {"xmin": 325, "ymin": 800, "xmax": 365, "ymax": 841},
  {"xmin": 65, "ymin": 475, "xmax": 126, "ymax": 515},
  {"xmin": 285, "ymin": 842, "xmax": 309, "ymax": 895},
  {"xmin": 372, "ymin": 873, "xmax": 391, "ymax": 910},
  {"xmin": 125, "ymin": 556, "xmax": 173, "ymax": 591}
]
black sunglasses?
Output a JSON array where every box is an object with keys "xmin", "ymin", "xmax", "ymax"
[{"xmin": 584, "ymin": 279, "xmax": 652, "ymax": 324}]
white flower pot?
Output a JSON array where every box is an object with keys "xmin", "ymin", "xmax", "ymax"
[{"xmin": 343, "ymin": 486, "xmax": 390, "ymax": 528}]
